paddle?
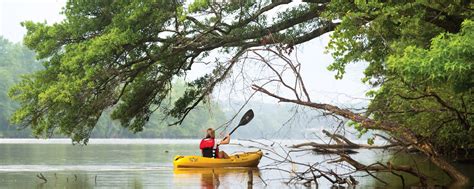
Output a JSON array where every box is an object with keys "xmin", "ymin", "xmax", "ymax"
[{"xmin": 223, "ymin": 109, "xmax": 254, "ymax": 140}]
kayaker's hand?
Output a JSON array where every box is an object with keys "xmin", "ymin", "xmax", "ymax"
[{"xmin": 220, "ymin": 134, "xmax": 230, "ymax": 144}]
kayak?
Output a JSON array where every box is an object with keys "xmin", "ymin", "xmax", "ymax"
[{"xmin": 173, "ymin": 150, "xmax": 263, "ymax": 168}]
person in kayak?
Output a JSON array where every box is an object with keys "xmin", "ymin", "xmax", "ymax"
[{"xmin": 200, "ymin": 128, "xmax": 230, "ymax": 159}]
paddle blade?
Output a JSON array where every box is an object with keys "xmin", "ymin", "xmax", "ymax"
[
  {"xmin": 227, "ymin": 109, "xmax": 254, "ymax": 136},
  {"xmin": 237, "ymin": 109, "xmax": 254, "ymax": 126}
]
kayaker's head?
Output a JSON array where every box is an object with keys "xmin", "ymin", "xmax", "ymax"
[{"xmin": 205, "ymin": 128, "xmax": 215, "ymax": 139}]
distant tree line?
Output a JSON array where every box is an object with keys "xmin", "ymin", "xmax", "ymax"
[{"xmin": 1, "ymin": 37, "xmax": 328, "ymax": 139}]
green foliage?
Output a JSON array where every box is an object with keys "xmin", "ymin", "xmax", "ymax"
[
  {"xmin": 325, "ymin": 0, "xmax": 473, "ymax": 153},
  {"xmin": 0, "ymin": 37, "xmax": 41, "ymax": 137},
  {"xmin": 367, "ymin": 137, "xmax": 374, "ymax": 145},
  {"xmin": 347, "ymin": 120, "xmax": 368, "ymax": 138},
  {"xmin": 326, "ymin": 1, "xmax": 445, "ymax": 82},
  {"xmin": 188, "ymin": 0, "xmax": 210, "ymax": 13},
  {"xmin": 11, "ymin": 1, "xmax": 186, "ymax": 143},
  {"xmin": 387, "ymin": 20, "xmax": 474, "ymax": 92},
  {"xmin": 369, "ymin": 20, "xmax": 474, "ymax": 152},
  {"xmin": 0, "ymin": 39, "xmax": 227, "ymax": 139}
]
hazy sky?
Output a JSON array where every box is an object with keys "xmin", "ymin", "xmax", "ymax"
[
  {"xmin": 0, "ymin": 0, "xmax": 370, "ymax": 106},
  {"xmin": 0, "ymin": 0, "xmax": 65, "ymax": 43}
]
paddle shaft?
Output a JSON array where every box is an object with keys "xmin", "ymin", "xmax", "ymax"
[
  {"xmin": 221, "ymin": 109, "xmax": 254, "ymax": 141},
  {"xmin": 229, "ymin": 125, "xmax": 241, "ymax": 135},
  {"xmin": 221, "ymin": 125, "xmax": 240, "ymax": 141}
]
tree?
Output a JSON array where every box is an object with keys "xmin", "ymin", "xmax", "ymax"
[
  {"xmin": 0, "ymin": 37, "xmax": 40, "ymax": 137},
  {"xmin": 11, "ymin": 0, "xmax": 337, "ymax": 143},
  {"xmin": 369, "ymin": 20, "xmax": 474, "ymax": 154},
  {"xmin": 10, "ymin": 0, "xmax": 473, "ymax": 185}
]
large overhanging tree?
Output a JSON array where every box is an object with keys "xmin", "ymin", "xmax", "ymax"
[
  {"xmin": 11, "ymin": 0, "xmax": 338, "ymax": 142},
  {"xmin": 9, "ymin": 0, "xmax": 472, "ymax": 185}
]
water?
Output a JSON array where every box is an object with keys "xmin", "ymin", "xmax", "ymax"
[{"xmin": 0, "ymin": 139, "xmax": 472, "ymax": 188}]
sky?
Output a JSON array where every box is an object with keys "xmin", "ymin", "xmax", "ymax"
[
  {"xmin": 0, "ymin": 0, "xmax": 371, "ymax": 107},
  {"xmin": 0, "ymin": 0, "xmax": 65, "ymax": 43}
]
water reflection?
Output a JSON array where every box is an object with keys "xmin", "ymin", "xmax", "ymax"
[
  {"xmin": 31, "ymin": 173, "xmax": 95, "ymax": 189},
  {"xmin": 174, "ymin": 168, "xmax": 261, "ymax": 189},
  {"xmin": 30, "ymin": 172, "xmax": 147, "ymax": 189}
]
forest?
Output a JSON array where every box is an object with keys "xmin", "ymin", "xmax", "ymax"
[{"xmin": 1, "ymin": 0, "xmax": 472, "ymax": 187}]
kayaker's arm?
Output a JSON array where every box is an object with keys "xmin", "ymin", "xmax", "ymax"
[{"xmin": 219, "ymin": 134, "xmax": 230, "ymax": 145}]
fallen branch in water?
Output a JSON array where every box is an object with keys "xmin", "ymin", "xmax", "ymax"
[
  {"xmin": 330, "ymin": 153, "xmax": 429, "ymax": 187},
  {"xmin": 290, "ymin": 129, "xmax": 400, "ymax": 152},
  {"xmin": 235, "ymin": 47, "xmax": 468, "ymax": 186}
]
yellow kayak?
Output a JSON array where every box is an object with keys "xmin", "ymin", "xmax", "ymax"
[{"xmin": 173, "ymin": 150, "xmax": 263, "ymax": 168}]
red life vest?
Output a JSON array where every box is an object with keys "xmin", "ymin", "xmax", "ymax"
[{"xmin": 200, "ymin": 138, "xmax": 219, "ymax": 158}]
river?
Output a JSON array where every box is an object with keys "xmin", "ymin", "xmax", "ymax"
[{"xmin": 0, "ymin": 139, "xmax": 472, "ymax": 188}]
